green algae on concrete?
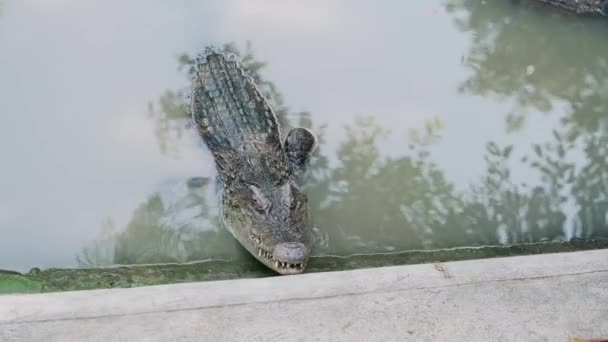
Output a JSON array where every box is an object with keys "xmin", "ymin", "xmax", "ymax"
[
  {"xmin": 1, "ymin": 240, "xmax": 607, "ymax": 294},
  {"xmin": 0, "ymin": 270, "xmax": 43, "ymax": 294}
]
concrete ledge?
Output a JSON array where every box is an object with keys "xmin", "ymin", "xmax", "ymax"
[{"xmin": 1, "ymin": 250, "xmax": 607, "ymax": 341}]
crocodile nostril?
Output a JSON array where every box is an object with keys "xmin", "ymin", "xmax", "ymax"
[{"xmin": 283, "ymin": 242, "xmax": 302, "ymax": 248}]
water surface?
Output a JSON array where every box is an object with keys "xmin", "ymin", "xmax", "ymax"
[{"xmin": 0, "ymin": 0, "xmax": 607, "ymax": 272}]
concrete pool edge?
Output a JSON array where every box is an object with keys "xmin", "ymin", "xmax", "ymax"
[
  {"xmin": 3, "ymin": 239, "xmax": 608, "ymax": 294},
  {"xmin": 0, "ymin": 249, "xmax": 607, "ymax": 341}
]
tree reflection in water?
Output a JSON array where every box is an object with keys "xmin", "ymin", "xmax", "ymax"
[{"xmin": 78, "ymin": 31, "xmax": 608, "ymax": 266}]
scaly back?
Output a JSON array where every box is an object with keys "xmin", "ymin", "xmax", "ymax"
[{"xmin": 191, "ymin": 47, "xmax": 289, "ymax": 185}]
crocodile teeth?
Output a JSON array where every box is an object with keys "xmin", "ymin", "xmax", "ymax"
[
  {"xmin": 258, "ymin": 249, "xmax": 262, "ymax": 256},
  {"xmin": 275, "ymin": 261, "xmax": 279, "ymax": 268}
]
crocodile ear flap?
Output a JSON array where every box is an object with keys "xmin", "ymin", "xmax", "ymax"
[{"xmin": 284, "ymin": 128, "xmax": 317, "ymax": 174}]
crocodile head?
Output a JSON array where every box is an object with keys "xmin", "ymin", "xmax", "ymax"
[
  {"xmin": 190, "ymin": 47, "xmax": 317, "ymax": 274},
  {"xmin": 222, "ymin": 178, "xmax": 313, "ymax": 275}
]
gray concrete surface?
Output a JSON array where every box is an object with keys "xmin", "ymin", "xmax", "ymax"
[{"xmin": 1, "ymin": 249, "xmax": 607, "ymax": 342}]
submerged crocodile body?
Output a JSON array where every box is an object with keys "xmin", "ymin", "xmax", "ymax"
[
  {"xmin": 532, "ymin": 0, "xmax": 607, "ymax": 15},
  {"xmin": 190, "ymin": 48, "xmax": 317, "ymax": 275}
]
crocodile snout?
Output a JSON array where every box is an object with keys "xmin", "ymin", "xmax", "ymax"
[{"xmin": 273, "ymin": 242, "xmax": 309, "ymax": 263}]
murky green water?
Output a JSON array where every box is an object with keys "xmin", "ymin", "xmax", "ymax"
[{"xmin": 0, "ymin": 1, "xmax": 607, "ymax": 281}]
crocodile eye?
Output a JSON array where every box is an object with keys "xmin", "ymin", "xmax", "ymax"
[
  {"xmin": 282, "ymin": 198, "xmax": 297, "ymax": 209},
  {"xmin": 249, "ymin": 185, "xmax": 270, "ymax": 213},
  {"xmin": 253, "ymin": 199, "xmax": 268, "ymax": 213}
]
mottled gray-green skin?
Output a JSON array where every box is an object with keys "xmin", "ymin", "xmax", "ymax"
[
  {"xmin": 190, "ymin": 48, "xmax": 317, "ymax": 275},
  {"xmin": 533, "ymin": 0, "xmax": 607, "ymax": 15}
]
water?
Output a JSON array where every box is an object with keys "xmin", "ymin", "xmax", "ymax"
[{"xmin": 0, "ymin": 0, "xmax": 607, "ymax": 273}]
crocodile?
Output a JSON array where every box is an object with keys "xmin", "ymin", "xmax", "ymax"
[
  {"xmin": 530, "ymin": 0, "xmax": 607, "ymax": 15},
  {"xmin": 190, "ymin": 47, "xmax": 317, "ymax": 275}
]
